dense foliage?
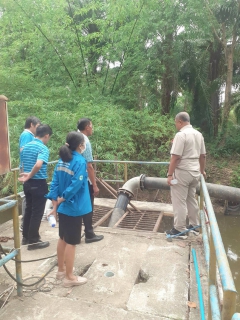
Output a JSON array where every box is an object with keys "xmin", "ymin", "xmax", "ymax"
[{"xmin": 0, "ymin": 0, "xmax": 240, "ymax": 193}]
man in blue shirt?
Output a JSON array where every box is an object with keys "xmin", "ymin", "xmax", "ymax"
[
  {"xmin": 19, "ymin": 116, "xmax": 41, "ymax": 170},
  {"xmin": 77, "ymin": 118, "xmax": 104, "ymax": 243},
  {"xmin": 19, "ymin": 116, "xmax": 41, "ymax": 231},
  {"xmin": 19, "ymin": 125, "xmax": 52, "ymax": 250}
]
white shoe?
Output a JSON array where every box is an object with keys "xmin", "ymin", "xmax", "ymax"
[{"xmin": 63, "ymin": 276, "xmax": 87, "ymax": 287}]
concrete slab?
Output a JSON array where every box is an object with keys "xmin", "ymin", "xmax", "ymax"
[
  {"xmin": 0, "ymin": 292, "xmax": 169, "ymax": 320},
  {"xmin": 95, "ymin": 198, "xmax": 173, "ymax": 214},
  {"xmin": 0, "ymin": 206, "xmax": 207, "ymax": 320},
  {"xmin": 127, "ymin": 239, "xmax": 190, "ymax": 319}
]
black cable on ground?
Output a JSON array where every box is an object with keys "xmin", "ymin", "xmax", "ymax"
[
  {"xmin": 0, "ymin": 220, "xmax": 96, "ymax": 287},
  {"xmin": 0, "ymin": 244, "xmax": 57, "ymax": 263},
  {"xmin": 0, "ymin": 252, "xmax": 57, "ymax": 288}
]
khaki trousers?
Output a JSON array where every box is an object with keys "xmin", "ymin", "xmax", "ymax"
[{"xmin": 171, "ymin": 168, "xmax": 200, "ymax": 232}]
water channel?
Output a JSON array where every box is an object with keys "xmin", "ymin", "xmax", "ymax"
[{"xmin": 216, "ymin": 210, "xmax": 240, "ymax": 312}]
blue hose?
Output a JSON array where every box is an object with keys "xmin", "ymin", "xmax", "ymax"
[{"xmin": 192, "ymin": 248, "xmax": 205, "ymax": 320}]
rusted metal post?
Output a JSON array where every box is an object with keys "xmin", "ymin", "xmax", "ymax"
[
  {"xmin": 0, "ymin": 95, "xmax": 11, "ymax": 175},
  {"xmin": 124, "ymin": 163, "xmax": 128, "ymax": 183},
  {"xmin": 12, "ymin": 203, "xmax": 23, "ymax": 296},
  {"xmin": 13, "ymin": 170, "xmax": 18, "ymax": 199},
  {"xmin": 115, "ymin": 156, "xmax": 119, "ymax": 190},
  {"xmin": 0, "ymin": 200, "xmax": 23, "ymax": 296}
]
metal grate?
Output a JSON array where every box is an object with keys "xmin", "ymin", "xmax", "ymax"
[
  {"xmin": 92, "ymin": 206, "xmax": 111, "ymax": 224},
  {"xmin": 116, "ymin": 210, "xmax": 162, "ymax": 231},
  {"xmin": 91, "ymin": 206, "xmax": 164, "ymax": 232}
]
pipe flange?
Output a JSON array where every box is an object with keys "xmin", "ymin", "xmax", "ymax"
[
  {"xmin": 140, "ymin": 174, "xmax": 146, "ymax": 191},
  {"xmin": 118, "ymin": 188, "xmax": 134, "ymax": 199}
]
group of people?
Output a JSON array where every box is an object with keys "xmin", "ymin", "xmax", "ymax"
[
  {"xmin": 19, "ymin": 117, "xmax": 103, "ymax": 287},
  {"xmin": 18, "ymin": 111, "xmax": 206, "ymax": 288}
]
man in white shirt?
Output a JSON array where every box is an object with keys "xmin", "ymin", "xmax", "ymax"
[{"xmin": 165, "ymin": 112, "xmax": 206, "ymax": 239}]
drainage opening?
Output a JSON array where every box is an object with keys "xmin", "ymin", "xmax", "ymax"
[
  {"xmin": 135, "ymin": 269, "xmax": 149, "ymax": 284},
  {"xmin": 79, "ymin": 263, "xmax": 93, "ymax": 276},
  {"xmin": 104, "ymin": 271, "xmax": 115, "ymax": 277}
]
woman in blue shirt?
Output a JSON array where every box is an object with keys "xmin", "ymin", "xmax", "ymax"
[{"xmin": 46, "ymin": 131, "xmax": 92, "ymax": 287}]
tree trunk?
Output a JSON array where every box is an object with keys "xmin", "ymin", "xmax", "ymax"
[
  {"xmin": 209, "ymin": 43, "xmax": 222, "ymax": 136},
  {"xmin": 161, "ymin": 32, "xmax": 174, "ymax": 116},
  {"xmin": 161, "ymin": 71, "xmax": 173, "ymax": 115},
  {"xmin": 221, "ymin": 46, "xmax": 234, "ymax": 133}
]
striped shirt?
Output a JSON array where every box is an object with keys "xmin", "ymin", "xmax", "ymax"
[
  {"xmin": 22, "ymin": 138, "xmax": 49, "ymax": 179},
  {"xmin": 19, "ymin": 130, "xmax": 35, "ymax": 169}
]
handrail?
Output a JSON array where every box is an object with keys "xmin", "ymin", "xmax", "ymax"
[
  {"xmin": 12, "ymin": 159, "xmax": 169, "ymax": 186},
  {"xmin": 0, "ymin": 199, "xmax": 23, "ymax": 296},
  {"xmin": 200, "ymin": 175, "xmax": 237, "ymax": 320},
  {"xmin": 192, "ymin": 248, "xmax": 206, "ymax": 320}
]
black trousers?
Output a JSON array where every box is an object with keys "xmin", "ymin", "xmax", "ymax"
[
  {"xmin": 82, "ymin": 183, "xmax": 95, "ymax": 238},
  {"xmin": 22, "ymin": 179, "xmax": 48, "ymax": 243}
]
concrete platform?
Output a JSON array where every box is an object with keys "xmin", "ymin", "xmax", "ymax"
[
  {"xmin": 0, "ymin": 200, "xmax": 208, "ymax": 319},
  {"xmin": 94, "ymin": 198, "xmax": 174, "ymax": 214}
]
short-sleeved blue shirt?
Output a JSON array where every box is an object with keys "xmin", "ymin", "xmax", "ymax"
[
  {"xmin": 19, "ymin": 130, "xmax": 35, "ymax": 169},
  {"xmin": 21, "ymin": 138, "xmax": 49, "ymax": 179}
]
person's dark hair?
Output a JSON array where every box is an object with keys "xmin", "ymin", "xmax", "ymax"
[
  {"xmin": 24, "ymin": 116, "xmax": 41, "ymax": 129},
  {"xmin": 36, "ymin": 125, "xmax": 53, "ymax": 138},
  {"xmin": 175, "ymin": 112, "xmax": 190, "ymax": 123},
  {"xmin": 59, "ymin": 131, "xmax": 84, "ymax": 162},
  {"xmin": 77, "ymin": 117, "xmax": 92, "ymax": 131}
]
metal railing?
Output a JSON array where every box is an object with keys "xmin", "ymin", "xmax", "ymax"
[
  {"xmin": 49, "ymin": 159, "xmax": 170, "ymax": 183},
  {"xmin": 199, "ymin": 175, "xmax": 239, "ymax": 320},
  {"xmin": 0, "ymin": 198, "xmax": 22, "ymax": 297}
]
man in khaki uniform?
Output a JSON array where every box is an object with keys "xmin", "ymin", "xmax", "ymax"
[{"xmin": 165, "ymin": 112, "xmax": 206, "ymax": 239}]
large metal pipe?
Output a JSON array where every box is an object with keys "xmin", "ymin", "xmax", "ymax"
[
  {"xmin": 108, "ymin": 175, "xmax": 240, "ymax": 227},
  {"xmin": 143, "ymin": 176, "xmax": 240, "ymax": 202}
]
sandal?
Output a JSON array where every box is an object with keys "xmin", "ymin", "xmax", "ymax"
[{"xmin": 63, "ymin": 276, "xmax": 87, "ymax": 287}]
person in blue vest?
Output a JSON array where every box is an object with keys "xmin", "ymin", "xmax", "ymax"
[
  {"xmin": 18, "ymin": 124, "xmax": 52, "ymax": 250},
  {"xmin": 19, "ymin": 116, "xmax": 41, "ymax": 232},
  {"xmin": 46, "ymin": 131, "xmax": 91, "ymax": 287}
]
